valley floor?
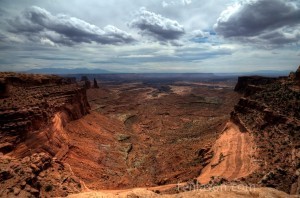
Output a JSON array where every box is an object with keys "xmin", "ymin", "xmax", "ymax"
[{"xmin": 62, "ymin": 81, "xmax": 245, "ymax": 190}]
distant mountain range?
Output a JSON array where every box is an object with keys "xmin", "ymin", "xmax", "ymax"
[
  {"xmin": 26, "ymin": 68, "xmax": 112, "ymax": 74},
  {"xmin": 215, "ymin": 70, "xmax": 292, "ymax": 77},
  {"xmin": 24, "ymin": 68, "xmax": 292, "ymax": 77}
]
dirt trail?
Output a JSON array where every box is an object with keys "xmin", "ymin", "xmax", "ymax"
[{"xmin": 198, "ymin": 122, "xmax": 258, "ymax": 184}]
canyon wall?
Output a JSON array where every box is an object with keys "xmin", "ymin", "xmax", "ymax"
[
  {"xmin": 0, "ymin": 72, "xmax": 90, "ymax": 156},
  {"xmin": 0, "ymin": 72, "xmax": 90, "ymax": 197},
  {"xmin": 230, "ymin": 67, "xmax": 300, "ymax": 194},
  {"xmin": 1, "ymin": 70, "xmax": 299, "ymax": 196}
]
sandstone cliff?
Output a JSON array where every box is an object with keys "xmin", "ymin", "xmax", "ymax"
[
  {"xmin": 0, "ymin": 72, "xmax": 90, "ymax": 197},
  {"xmin": 0, "ymin": 72, "xmax": 90, "ymax": 156},
  {"xmin": 231, "ymin": 68, "xmax": 300, "ymax": 194}
]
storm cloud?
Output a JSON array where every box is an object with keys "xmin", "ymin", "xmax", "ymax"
[
  {"xmin": 214, "ymin": 0, "xmax": 300, "ymax": 45},
  {"xmin": 129, "ymin": 7, "xmax": 185, "ymax": 42},
  {"xmin": 8, "ymin": 6, "xmax": 135, "ymax": 46}
]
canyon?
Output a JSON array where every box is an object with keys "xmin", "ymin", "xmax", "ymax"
[{"xmin": 0, "ymin": 68, "xmax": 299, "ymax": 197}]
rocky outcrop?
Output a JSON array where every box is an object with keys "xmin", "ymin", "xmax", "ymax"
[
  {"xmin": 0, "ymin": 72, "xmax": 90, "ymax": 155},
  {"xmin": 296, "ymin": 66, "xmax": 300, "ymax": 81},
  {"xmin": 0, "ymin": 153, "xmax": 82, "ymax": 197},
  {"xmin": 79, "ymin": 76, "xmax": 91, "ymax": 89},
  {"xmin": 234, "ymin": 76, "xmax": 276, "ymax": 96},
  {"xmin": 288, "ymin": 66, "xmax": 300, "ymax": 82},
  {"xmin": 93, "ymin": 78, "xmax": 99, "ymax": 88},
  {"xmin": 230, "ymin": 67, "xmax": 300, "ymax": 194}
]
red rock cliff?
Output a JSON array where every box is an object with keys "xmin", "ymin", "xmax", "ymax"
[
  {"xmin": 0, "ymin": 72, "xmax": 90, "ymax": 156},
  {"xmin": 230, "ymin": 68, "xmax": 300, "ymax": 194}
]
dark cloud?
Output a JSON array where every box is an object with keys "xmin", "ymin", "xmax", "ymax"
[
  {"xmin": 8, "ymin": 6, "xmax": 135, "ymax": 45},
  {"xmin": 0, "ymin": 32, "xmax": 7, "ymax": 42},
  {"xmin": 256, "ymin": 28, "xmax": 300, "ymax": 45},
  {"xmin": 0, "ymin": 8, "xmax": 7, "ymax": 17},
  {"xmin": 129, "ymin": 7, "xmax": 185, "ymax": 42},
  {"xmin": 214, "ymin": 0, "xmax": 300, "ymax": 45}
]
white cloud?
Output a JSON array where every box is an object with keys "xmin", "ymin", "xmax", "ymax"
[
  {"xmin": 161, "ymin": 0, "xmax": 192, "ymax": 7},
  {"xmin": 129, "ymin": 7, "xmax": 185, "ymax": 42},
  {"xmin": 162, "ymin": 1, "xmax": 169, "ymax": 8},
  {"xmin": 8, "ymin": 6, "xmax": 135, "ymax": 46},
  {"xmin": 190, "ymin": 30, "xmax": 210, "ymax": 38},
  {"xmin": 182, "ymin": 0, "xmax": 192, "ymax": 5}
]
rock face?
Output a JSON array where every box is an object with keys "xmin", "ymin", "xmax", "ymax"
[
  {"xmin": 0, "ymin": 72, "xmax": 90, "ymax": 155},
  {"xmin": 230, "ymin": 69, "xmax": 300, "ymax": 194}
]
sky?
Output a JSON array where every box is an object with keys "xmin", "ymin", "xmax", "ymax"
[{"xmin": 0, "ymin": 0, "xmax": 299, "ymax": 73}]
